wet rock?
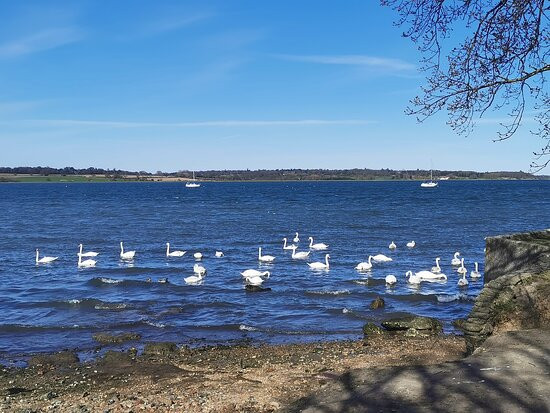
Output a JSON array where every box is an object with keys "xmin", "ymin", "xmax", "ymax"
[
  {"xmin": 93, "ymin": 332, "xmax": 142, "ymax": 345},
  {"xmin": 369, "ymin": 297, "xmax": 385, "ymax": 310},
  {"xmin": 46, "ymin": 391, "xmax": 58, "ymax": 400},
  {"xmin": 6, "ymin": 387, "xmax": 30, "ymax": 396},
  {"xmin": 101, "ymin": 351, "xmax": 133, "ymax": 365},
  {"xmin": 362, "ymin": 323, "xmax": 386, "ymax": 338},
  {"xmin": 245, "ymin": 285, "xmax": 272, "ymax": 293},
  {"xmin": 453, "ymin": 318, "xmax": 467, "ymax": 331},
  {"xmin": 382, "ymin": 315, "xmax": 442, "ymax": 335},
  {"xmin": 28, "ymin": 351, "xmax": 79, "ymax": 368},
  {"xmin": 143, "ymin": 342, "xmax": 178, "ymax": 356}
]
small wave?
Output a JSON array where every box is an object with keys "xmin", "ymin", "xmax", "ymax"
[
  {"xmin": 342, "ymin": 308, "xmax": 352, "ymax": 314},
  {"xmin": 67, "ymin": 299, "xmax": 81, "ymax": 304},
  {"xmin": 98, "ymin": 277, "xmax": 122, "ymax": 284},
  {"xmin": 94, "ymin": 302, "xmax": 128, "ymax": 311},
  {"xmin": 239, "ymin": 324, "xmax": 259, "ymax": 332},
  {"xmin": 305, "ymin": 289, "xmax": 351, "ymax": 296},
  {"xmin": 144, "ymin": 320, "xmax": 166, "ymax": 328},
  {"xmin": 352, "ymin": 278, "xmax": 386, "ymax": 287},
  {"xmin": 437, "ymin": 293, "xmax": 474, "ymax": 303}
]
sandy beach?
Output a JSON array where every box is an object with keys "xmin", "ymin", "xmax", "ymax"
[{"xmin": 0, "ymin": 335, "xmax": 465, "ymax": 412}]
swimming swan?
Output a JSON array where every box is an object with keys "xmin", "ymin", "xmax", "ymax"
[
  {"xmin": 308, "ymin": 254, "xmax": 330, "ymax": 270},
  {"xmin": 451, "ymin": 252, "xmax": 461, "ymax": 266},
  {"xmin": 431, "ymin": 257, "xmax": 442, "ymax": 274},
  {"xmin": 293, "ymin": 232, "xmax": 300, "ymax": 243},
  {"xmin": 193, "ymin": 264, "xmax": 206, "ymax": 275},
  {"xmin": 457, "ymin": 258, "xmax": 467, "ymax": 274},
  {"xmin": 35, "ymin": 249, "xmax": 58, "ymax": 265},
  {"xmin": 283, "ymin": 238, "xmax": 297, "ymax": 250},
  {"xmin": 242, "ymin": 270, "xmax": 270, "ymax": 286},
  {"xmin": 215, "ymin": 251, "xmax": 224, "ymax": 258},
  {"xmin": 308, "ymin": 237, "xmax": 328, "ymax": 250},
  {"xmin": 291, "ymin": 246, "xmax": 310, "ymax": 260},
  {"xmin": 372, "ymin": 254, "xmax": 393, "ymax": 263},
  {"xmin": 406, "ymin": 270, "xmax": 421, "ymax": 284},
  {"xmin": 355, "ymin": 256, "xmax": 373, "ymax": 271},
  {"xmin": 416, "ymin": 270, "xmax": 447, "ymax": 281},
  {"xmin": 406, "ymin": 241, "xmax": 416, "ymax": 248},
  {"xmin": 77, "ymin": 250, "xmax": 96, "ymax": 268},
  {"xmin": 184, "ymin": 273, "xmax": 204, "ymax": 284},
  {"xmin": 245, "ymin": 275, "xmax": 267, "ymax": 286},
  {"xmin": 193, "ymin": 252, "xmax": 203, "ymax": 260},
  {"xmin": 385, "ymin": 274, "xmax": 397, "ymax": 285},
  {"xmin": 166, "ymin": 243, "xmax": 186, "ymax": 257},
  {"xmin": 241, "ymin": 269, "xmax": 270, "ymax": 278},
  {"xmin": 120, "ymin": 242, "xmax": 136, "ymax": 260},
  {"xmin": 78, "ymin": 244, "xmax": 99, "ymax": 258},
  {"xmin": 258, "ymin": 247, "xmax": 275, "ymax": 263},
  {"xmin": 470, "ymin": 262, "xmax": 481, "ymax": 278},
  {"xmin": 458, "ymin": 272, "xmax": 469, "ymax": 287},
  {"xmin": 389, "ymin": 241, "xmax": 397, "ymax": 250}
]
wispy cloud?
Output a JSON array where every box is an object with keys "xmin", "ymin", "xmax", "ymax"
[
  {"xmin": 0, "ymin": 27, "xmax": 82, "ymax": 58},
  {"xmin": 273, "ymin": 54, "xmax": 416, "ymax": 71},
  {"xmin": 0, "ymin": 100, "xmax": 48, "ymax": 114},
  {"xmin": 6, "ymin": 118, "xmax": 376, "ymax": 128},
  {"xmin": 143, "ymin": 12, "xmax": 212, "ymax": 36}
]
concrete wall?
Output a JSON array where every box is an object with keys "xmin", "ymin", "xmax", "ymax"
[{"xmin": 485, "ymin": 229, "xmax": 550, "ymax": 283}]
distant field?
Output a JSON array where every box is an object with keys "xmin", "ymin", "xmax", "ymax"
[{"xmin": 0, "ymin": 175, "xmax": 118, "ymax": 183}]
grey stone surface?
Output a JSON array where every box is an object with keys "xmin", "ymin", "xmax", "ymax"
[
  {"xmin": 485, "ymin": 229, "xmax": 550, "ymax": 282},
  {"xmin": 286, "ymin": 329, "xmax": 550, "ymax": 413}
]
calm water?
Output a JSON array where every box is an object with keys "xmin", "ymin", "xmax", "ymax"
[{"xmin": 0, "ymin": 180, "xmax": 549, "ymax": 357}]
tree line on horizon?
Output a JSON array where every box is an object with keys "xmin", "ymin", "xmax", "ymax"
[{"xmin": 0, "ymin": 166, "xmax": 544, "ymax": 181}]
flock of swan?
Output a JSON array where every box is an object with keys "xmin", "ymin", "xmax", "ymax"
[{"xmin": 34, "ymin": 231, "xmax": 482, "ymax": 288}]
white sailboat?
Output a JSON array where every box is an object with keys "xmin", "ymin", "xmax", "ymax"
[
  {"xmin": 421, "ymin": 168, "xmax": 438, "ymax": 188},
  {"xmin": 185, "ymin": 171, "xmax": 201, "ymax": 188}
]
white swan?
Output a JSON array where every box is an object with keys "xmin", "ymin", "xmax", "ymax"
[
  {"xmin": 166, "ymin": 243, "xmax": 186, "ymax": 257},
  {"xmin": 406, "ymin": 270, "xmax": 421, "ymax": 284},
  {"xmin": 215, "ymin": 251, "xmax": 224, "ymax": 258},
  {"xmin": 372, "ymin": 254, "xmax": 393, "ymax": 263},
  {"xmin": 283, "ymin": 238, "xmax": 297, "ymax": 250},
  {"xmin": 241, "ymin": 269, "xmax": 270, "ymax": 278},
  {"xmin": 184, "ymin": 273, "xmax": 204, "ymax": 284},
  {"xmin": 470, "ymin": 262, "xmax": 481, "ymax": 278},
  {"xmin": 451, "ymin": 252, "xmax": 461, "ymax": 266},
  {"xmin": 258, "ymin": 247, "xmax": 275, "ymax": 263},
  {"xmin": 308, "ymin": 254, "xmax": 330, "ymax": 270},
  {"xmin": 120, "ymin": 242, "xmax": 136, "ymax": 260},
  {"xmin": 406, "ymin": 240, "xmax": 416, "ymax": 248},
  {"xmin": 78, "ymin": 244, "xmax": 99, "ymax": 258},
  {"xmin": 431, "ymin": 257, "xmax": 442, "ymax": 274},
  {"xmin": 416, "ymin": 270, "xmax": 447, "ymax": 281},
  {"xmin": 389, "ymin": 241, "xmax": 397, "ymax": 250},
  {"xmin": 35, "ymin": 249, "xmax": 58, "ymax": 264},
  {"xmin": 291, "ymin": 246, "xmax": 310, "ymax": 260},
  {"xmin": 355, "ymin": 256, "xmax": 373, "ymax": 271},
  {"xmin": 385, "ymin": 274, "xmax": 397, "ymax": 285},
  {"xmin": 242, "ymin": 270, "xmax": 270, "ymax": 286},
  {"xmin": 458, "ymin": 272, "xmax": 469, "ymax": 287},
  {"xmin": 293, "ymin": 232, "xmax": 300, "ymax": 243},
  {"xmin": 457, "ymin": 258, "xmax": 467, "ymax": 274},
  {"xmin": 308, "ymin": 237, "xmax": 328, "ymax": 250},
  {"xmin": 245, "ymin": 274, "xmax": 267, "ymax": 286},
  {"xmin": 193, "ymin": 263, "xmax": 206, "ymax": 275},
  {"xmin": 193, "ymin": 252, "xmax": 203, "ymax": 260},
  {"xmin": 77, "ymin": 249, "xmax": 96, "ymax": 268}
]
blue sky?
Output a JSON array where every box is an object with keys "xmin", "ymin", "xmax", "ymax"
[{"xmin": 0, "ymin": 0, "xmax": 541, "ymax": 172}]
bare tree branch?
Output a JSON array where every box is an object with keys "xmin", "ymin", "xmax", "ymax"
[{"xmin": 382, "ymin": 0, "xmax": 550, "ymax": 171}]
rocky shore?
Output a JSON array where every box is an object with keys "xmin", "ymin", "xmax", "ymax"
[{"xmin": 1, "ymin": 328, "xmax": 465, "ymax": 412}]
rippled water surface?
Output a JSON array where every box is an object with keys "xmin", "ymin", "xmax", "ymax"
[{"xmin": 0, "ymin": 180, "xmax": 549, "ymax": 355}]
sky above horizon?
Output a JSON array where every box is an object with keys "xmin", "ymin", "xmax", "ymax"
[{"xmin": 0, "ymin": 1, "xmax": 543, "ymax": 173}]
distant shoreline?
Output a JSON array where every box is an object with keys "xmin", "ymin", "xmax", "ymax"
[{"xmin": 0, "ymin": 174, "xmax": 548, "ymax": 183}]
